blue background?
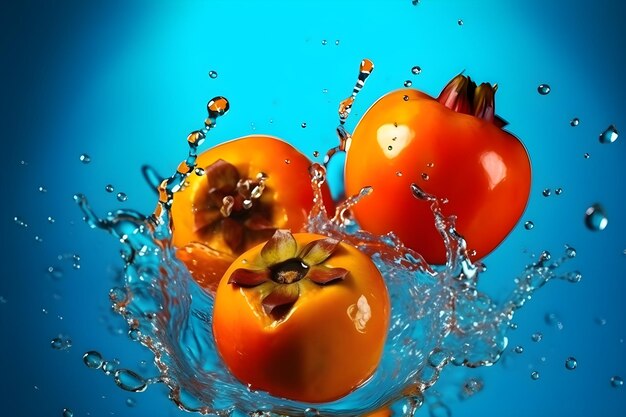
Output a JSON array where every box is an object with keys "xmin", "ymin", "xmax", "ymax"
[{"xmin": 2, "ymin": 0, "xmax": 625, "ymax": 416}]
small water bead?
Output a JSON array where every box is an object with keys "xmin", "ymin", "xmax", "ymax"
[
  {"xmin": 584, "ymin": 203, "xmax": 608, "ymax": 231},
  {"xmin": 47, "ymin": 266, "xmax": 64, "ymax": 280},
  {"xmin": 321, "ymin": 39, "xmax": 327, "ymax": 45},
  {"xmin": 565, "ymin": 357, "xmax": 577, "ymax": 370},
  {"xmin": 531, "ymin": 332, "xmax": 543, "ymax": 342},
  {"xmin": 103, "ymin": 359, "xmax": 120, "ymax": 375},
  {"xmin": 610, "ymin": 376, "xmax": 623, "ymax": 388},
  {"xmin": 62, "ymin": 408, "xmax": 74, "ymax": 417},
  {"xmin": 545, "ymin": 312, "xmax": 564, "ymax": 330},
  {"xmin": 403, "ymin": 95, "xmax": 410, "ymax": 101},
  {"xmin": 565, "ymin": 245, "xmax": 577, "ymax": 258},
  {"xmin": 313, "ymin": 150, "xmax": 319, "ymax": 158},
  {"xmin": 537, "ymin": 84, "xmax": 551, "ymax": 95},
  {"xmin": 114, "ymin": 369, "xmax": 148, "ymax": 392},
  {"xmin": 599, "ymin": 124, "xmax": 619, "ymax": 144},
  {"xmin": 334, "ymin": 40, "xmax": 340, "ymax": 45},
  {"xmin": 524, "ymin": 221, "xmax": 534, "ymax": 230},
  {"xmin": 47, "ymin": 216, "xmax": 55, "ymax": 223},
  {"xmin": 83, "ymin": 351, "xmax": 104, "ymax": 369},
  {"xmin": 514, "ymin": 345, "xmax": 524, "ymax": 354},
  {"xmin": 404, "ymin": 80, "xmax": 412, "ymax": 87},
  {"xmin": 13, "ymin": 216, "xmax": 28, "ymax": 228},
  {"xmin": 105, "ymin": 184, "xmax": 114, "ymax": 193},
  {"xmin": 116, "ymin": 192, "xmax": 128, "ymax": 202},
  {"xmin": 411, "ymin": 65, "xmax": 422, "ymax": 75},
  {"xmin": 542, "ymin": 188, "xmax": 551, "ymax": 197},
  {"xmin": 584, "ymin": 152, "xmax": 591, "ymax": 159},
  {"xmin": 35, "ymin": 235, "xmax": 44, "ymax": 242},
  {"xmin": 208, "ymin": 70, "xmax": 218, "ymax": 79},
  {"xmin": 530, "ymin": 371, "xmax": 540, "ymax": 380},
  {"xmin": 126, "ymin": 398, "xmax": 137, "ymax": 407},
  {"xmin": 50, "ymin": 335, "xmax": 72, "ymax": 350},
  {"xmin": 570, "ymin": 117, "xmax": 580, "ymax": 127},
  {"xmin": 462, "ymin": 377, "xmax": 484, "ymax": 397},
  {"xmin": 555, "ymin": 187, "xmax": 563, "ymax": 195},
  {"xmin": 301, "ymin": 122, "xmax": 307, "ymax": 128},
  {"xmin": 388, "ymin": 145, "xmax": 393, "ymax": 151},
  {"xmin": 457, "ymin": 19, "xmax": 464, "ymax": 26},
  {"xmin": 284, "ymin": 159, "xmax": 291, "ymax": 165},
  {"xmin": 38, "ymin": 186, "xmax": 47, "ymax": 193},
  {"xmin": 396, "ymin": 171, "xmax": 403, "ymax": 177},
  {"xmin": 421, "ymin": 173, "xmax": 430, "ymax": 181},
  {"xmin": 194, "ymin": 167, "xmax": 205, "ymax": 176},
  {"xmin": 566, "ymin": 271, "xmax": 583, "ymax": 283},
  {"xmin": 79, "ymin": 153, "xmax": 91, "ymax": 164}
]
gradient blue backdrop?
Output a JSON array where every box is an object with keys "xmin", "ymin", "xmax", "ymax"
[{"xmin": 2, "ymin": 1, "xmax": 625, "ymax": 416}]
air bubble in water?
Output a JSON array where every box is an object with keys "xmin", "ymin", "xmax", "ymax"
[
  {"xmin": 79, "ymin": 154, "xmax": 91, "ymax": 164},
  {"xmin": 610, "ymin": 376, "xmax": 624, "ymax": 388},
  {"xmin": 83, "ymin": 351, "xmax": 104, "ymax": 369},
  {"xmin": 537, "ymin": 84, "xmax": 551, "ymax": 95},
  {"xmin": 599, "ymin": 125, "xmax": 618, "ymax": 144},
  {"xmin": 117, "ymin": 192, "xmax": 128, "ymax": 202},
  {"xmin": 115, "ymin": 369, "xmax": 148, "ymax": 392},
  {"xmin": 524, "ymin": 221, "xmax": 534, "ymax": 230},
  {"xmin": 565, "ymin": 357, "xmax": 577, "ymax": 370},
  {"xmin": 530, "ymin": 371, "xmax": 540, "ymax": 380},
  {"xmin": 570, "ymin": 117, "xmax": 580, "ymax": 127},
  {"xmin": 411, "ymin": 65, "xmax": 422, "ymax": 75},
  {"xmin": 584, "ymin": 204, "xmax": 608, "ymax": 231}
]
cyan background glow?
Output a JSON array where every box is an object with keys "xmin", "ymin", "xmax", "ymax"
[{"xmin": 2, "ymin": 1, "xmax": 625, "ymax": 416}]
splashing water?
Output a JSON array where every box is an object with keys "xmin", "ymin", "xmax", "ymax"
[{"xmin": 75, "ymin": 65, "xmax": 578, "ymax": 417}]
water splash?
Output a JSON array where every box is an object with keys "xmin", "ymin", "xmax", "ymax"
[{"xmin": 75, "ymin": 79, "xmax": 577, "ymax": 416}]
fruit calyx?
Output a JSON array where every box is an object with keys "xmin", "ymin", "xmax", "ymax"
[
  {"xmin": 193, "ymin": 159, "xmax": 275, "ymax": 253},
  {"xmin": 437, "ymin": 74, "xmax": 508, "ymax": 128},
  {"xmin": 228, "ymin": 230, "xmax": 348, "ymax": 320}
]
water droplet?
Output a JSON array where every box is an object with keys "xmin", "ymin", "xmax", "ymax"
[
  {"xmin": 610, "ymin": 375, "xmax": 623, "ymax": 388},
  {"xmin": 565, "ymin": 357, "xmax": 577, "ymax": 370},
  {"xmin": 570, "ymin": 117, "xmax": 580, "ymax": 127},
  {"xmin": 208, "ymin": 70, "xmax": 218, "ymax": 79},
  {"xmin": 105, "ymin": 184, "xmax": 114, "ymax": 193},
  {"xmin": 114, "ymin": 369, "xmax": 147, "ymax": 392},
  {"xmin": 566, "ymin": 271, "xmax": 582, "ymax": 283},
  {"xmin": 50, "ymin": 335, "xmax": 72, "ymax": 350},
  {"xmin": 583, "ymin": 152, "xmax": 591, "ymax": 159},
  {"xmin": 313, "ymin": 151, "xmax": 320, "ymax": 158},
  {"xmin": 322, "ymin": 88, "xmax": 328, "ymax": 94},
  {"xmin": 126, "ymin": 398, "xmax": 136, "ymax": 407},
  {"xmin": 530, "ymin": 371, "xmax": 540, "ymax": 380},
  {"xmin": 565, "ymin": 245, "xmax": 576, "ymax": 258},
  {"xmin": 116, "ymin": 192, "xmax": 128, "ymax": 202},
  {"xmin": 47, "ymin": 266, "xmax": 64, "ymax": 280},
  {"xmin": 103, "ymin": 359, "xmax": 120, "ymax": 375},
  {"xmin": 35, "ymin": 235, "xmax": 43, "ymax": 242},
  {"xmin": 599, "ymin": 124, "xmax": 619, "ymax": 144},
  {"xmin": 457, "ymin": 19, "xmax": 464, "ymax": 26},
  {"xmin": 321, "ymin": 39, "xmax": 327, "ymax": 45},
  {"xmin": 531, "ymin": 332, "xmax": 543, "ymax": 342},
  {"xmin": 38, "ymin": 186, "xmax": 47, "ymax": 193},
  {"xmin": 404, "ymin": 80, "xmax": 412, "ymax": 87},
  {"xmin": 542, "ymin": 188, "xmax": 551, "ymax": 197},
  {"xmin": 334, "ymin": 40, "xmax": 340, "ymax": 46},
  {"xmin": 555, "ymin": 187, "xmax": 563, "ymax": 195},
  {"xmin": 301, "ymin": 122, "xmax": 307, "ymax": 128},
  {"xmin": 83, "ymin": 351, "xmax": 104, "ymax": 369},
  {"xmin": 421, "ymin": 173, "xmax": 430, "ymax": 181},
  {"xmin": 79, "ymin": 154, "xmax": 91, "ymax": 164},
  {"xmin": 13, "ymin": 216, "xmax": 28, "ymax": 228},
  {"xmin": 387, "ymin": 145, "xmax": 393, "ymax": 151},
  {"xmin": 524, "ymin": 221, "xmax": 534, "ymax": 230},
  {"xmin": 403, "ymin": 95, "xmax": 409, "ymax": 101},
  {"xmin": 396, "ymin": 171, "xmax": 403, "ymax": 177},
  {"xmin": 514, "ymin": 345, "xmax": 524, "ymax": 354},
  {"xmin": 537, "ymin": 84, "xmax": 551, "ymax": 95},
  {"xmin": 411, "ymin": 65, "xmax": 422, "ymax": 75},
  {"xmin": 462, "ymin": 377, "xmax": 484, "ymax": 397},
  {"xmin": 545, "ymin": 312, "xmax": 564, "ymax": 330},
  {"xmin": 46, "ymin": 216, "xmax": 55, "ymax": 224},
  {"xmin": 284, "ymin": 159, "xmax": 291, "ymax": 165},
  {"xmin": 63, "ymin": 408, "xmax": 74, "ymax": 417},
  {"xmin": 194, "ymin": 167, "xmax": 205, "ymax": 176},
  {"xmin": 584, "ymin": 203, "xmax": 608, "ymax": 231}
]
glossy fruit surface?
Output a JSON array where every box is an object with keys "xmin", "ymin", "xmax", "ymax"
[
  {"xmin": 171, "ymin": 135, "xmax": 334, "ymax": 257},
  {"xmin": 344, "ymin": 76, "xmax": 531, "ymax": 263},
  {"xmin": 212, "ymin": 230, "xmax": 390, "ymax": 403}
]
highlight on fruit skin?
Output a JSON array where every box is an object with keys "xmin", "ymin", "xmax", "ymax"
[{"xmin": 212, "ymin": 230, "xmax": 390, "ymax": 403}]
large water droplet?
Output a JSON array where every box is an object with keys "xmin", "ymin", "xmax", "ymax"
[
  {"xmin": 610, "ymin": 375, "xmax": 624, "ymax": 388},
  {"xmin": 114, "ymin": 369, "xmax": 148, "ymax": 392},
  {"xmin": 584, "ymin": 204, "xmax": 608, "ymax": 231},
  {"xmin": 599, "ymin": 124, "xmax": 619, "ymax": 144},
  {"xmin": 83, "ymin": 351, "xmax": 104, "ymax": 369},
  {"xmin": 537, "ymin": 84, "xmax": 551, "ymax": 95},
  {"xmin": 565, "ymin": 357, "xmax": 577, "ymax": 370}
]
